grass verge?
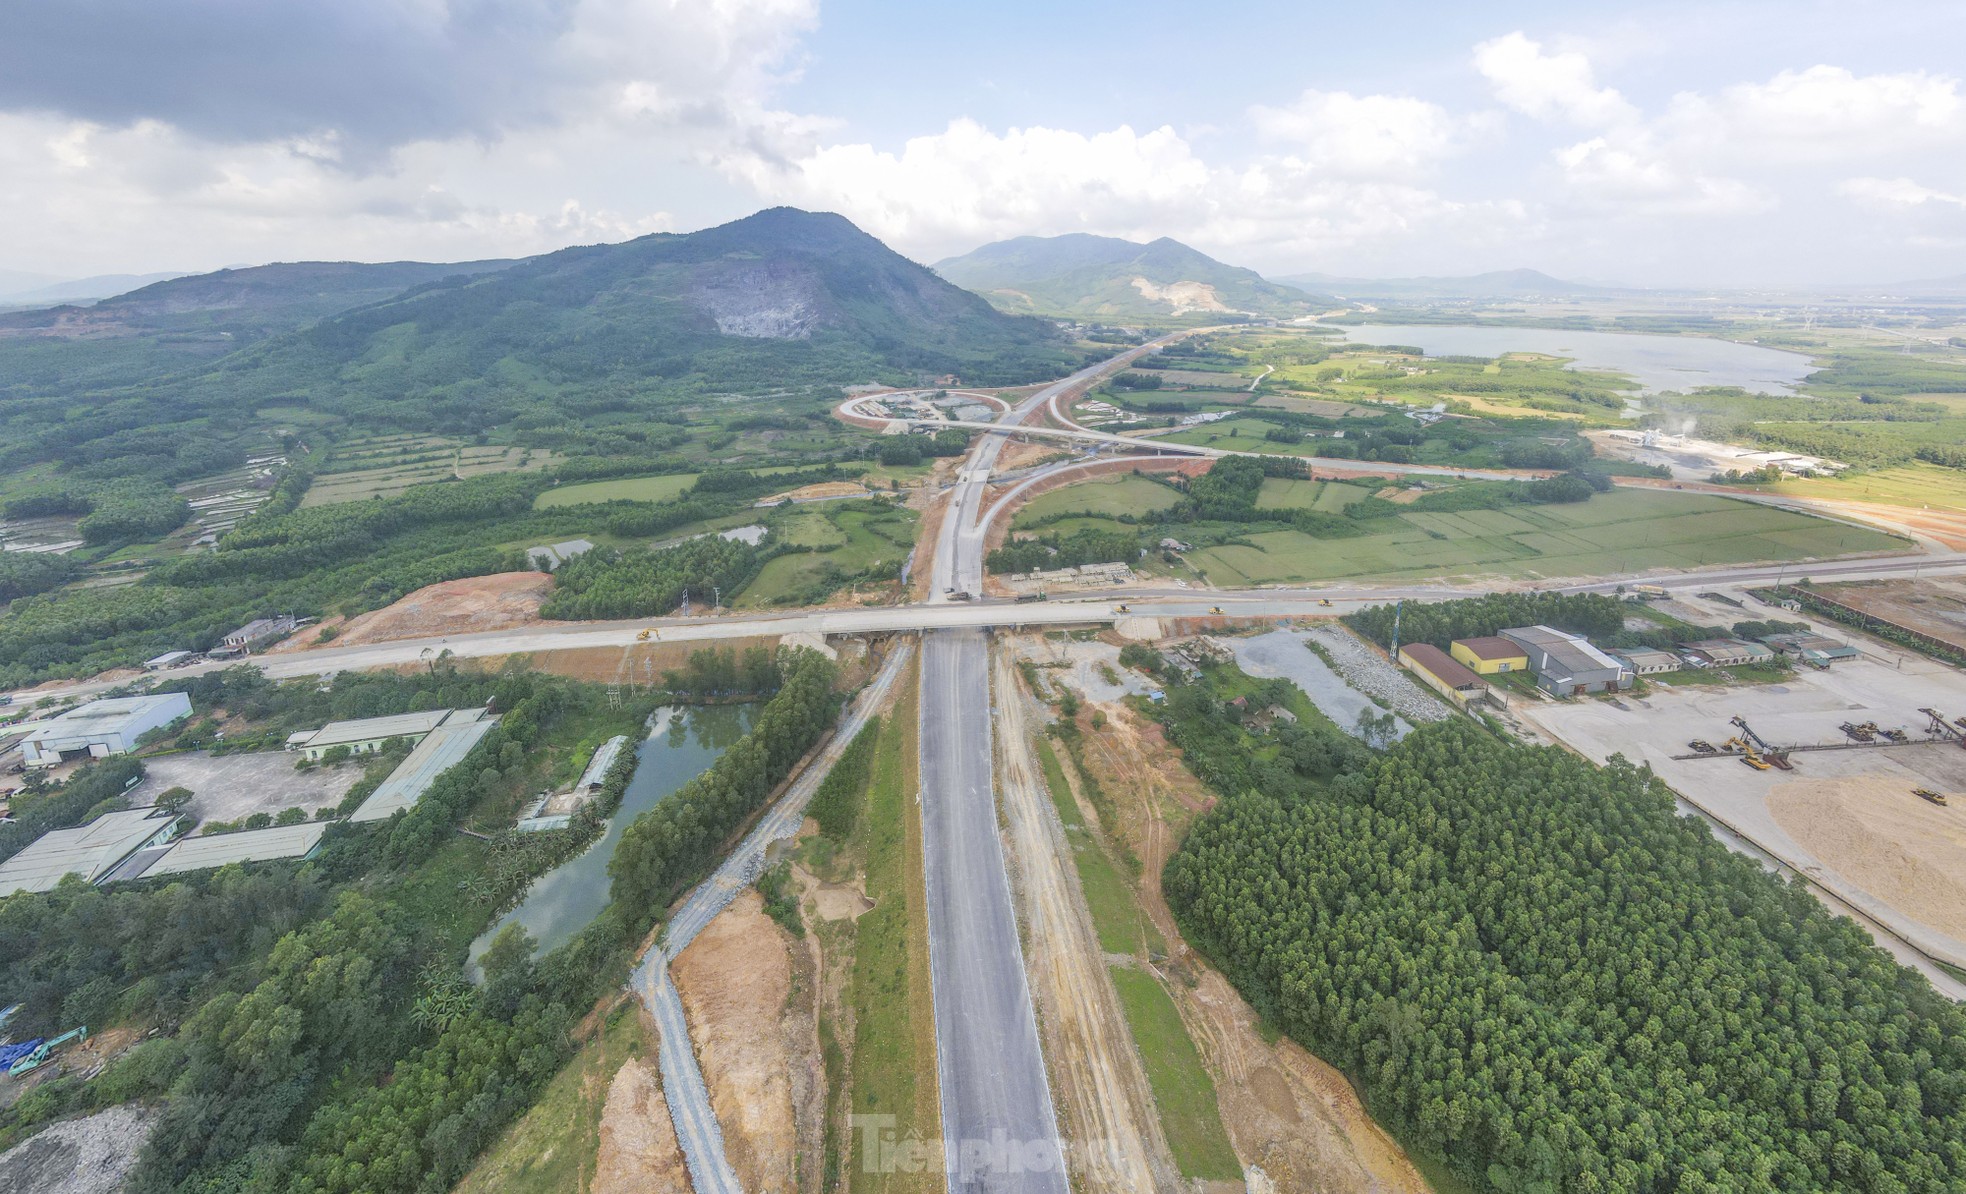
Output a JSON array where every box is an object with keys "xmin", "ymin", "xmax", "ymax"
[{"xmin": 1107, "ymin": 966, "xmax": 1241, "ymax": 1181}]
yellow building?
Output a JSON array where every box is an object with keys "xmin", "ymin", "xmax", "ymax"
[{"xmin": 1450, "ymin": 636, "xmax": 1529, "ymax": 675}]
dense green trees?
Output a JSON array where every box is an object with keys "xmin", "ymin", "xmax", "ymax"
[
  {"xmin": 1166, "ymin": 720, "xmax": 1966, "ymax": 1192},
  {"xmin": 0, "ymin": 551, "xmax": 82, "ymax": 603},
  {"xmin": 1345, "ymin": 592, "xmax": 1628, "ymax": 650},
  {"xmin": 541, "ymin": 535, "xmax": 771, "ymax": 620},
  {"xmin": 986, "ymin": 528, "xmax": 1141, "ymax": 574},
  {"xmin": 610, "ymin": 649, "xmax": 839, "ymax": 922}
]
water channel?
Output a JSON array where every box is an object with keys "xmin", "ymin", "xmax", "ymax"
[
  {"xmin": 1336, "ymin": 323, "xmax": 1815, "ymax": 397},
  {"xmin": 470, "ymin": 702, "xmax": 757, "ymax": 964}
]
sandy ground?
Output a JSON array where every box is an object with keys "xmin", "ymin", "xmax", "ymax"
[
  {"xmin": 0, "ymin": 1104, "xmax": 157, "ymax": 1194},
  {"xmin": 766, "ymin": 481, "xmax": 873, "ymax": 503},
  {"xmin": 1819, "ymin": 577, "xmax": 1966, "ymax": 653},
  {"xmin": 670, "ymin": 888, "xmax": 815, "ymax": 1194},
  {"xmin": 994, "ymin": 652, "xmax": 1174, "ymax": 1193},
  {"xmin": 501, "ymin": 636, "xmax": 780, "ymax": 684},
  {"xmin": 270, "ymin": 572, "xmax": 551, "ymax": 652},
  {"xmin": 1769, "ymin": 775, "xmax": 1966, "ymax": 941},
  {"xmin": 591, "ymin": 1044, "xmax": 690, "ymax": 1194},
  {"xmin": 126, "ymin": 750, "xmax": 360, "ymax": 825},
  {"xmin": 1058, "ymin": 664, "xmax": 1431, "ymax": 1194}
]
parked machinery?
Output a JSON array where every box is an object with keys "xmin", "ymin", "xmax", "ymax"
[
  {"xmin": 1913, "ymin": 788, "xmax": 1950, "ymax": 808},
  {"xmin": 5, "ymin": 1026, "xmax": 87, "ymax": 1077},
  {"xmin": 1841, "ymin": 722, "xmax": 1876, "ymax": 742},
  {"xmin": 1688, "ymin": 739, "xmax": 1717, "ymax": 754}
]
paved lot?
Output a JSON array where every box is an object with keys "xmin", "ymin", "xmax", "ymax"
[
  {"xmin": 1521, "ymin": 651, "xmax": 1966, "ymax": 989},
  {"xmin": 128, "ymin": 750, "xmax": 361, "ymax": 826},
  {"xmin": 920, "ymin": 630, "xmax": 1068, "ymax": 1192}
]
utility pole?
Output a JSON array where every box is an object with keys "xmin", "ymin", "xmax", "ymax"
[{"xmin": 1391, "ymin": 599, "xmax": 1403, "ymax": 657}]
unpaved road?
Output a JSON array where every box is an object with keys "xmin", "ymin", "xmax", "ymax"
[{"xmin": 993, "ymin": 651, "xmax": 1175, "ymax": 1193}]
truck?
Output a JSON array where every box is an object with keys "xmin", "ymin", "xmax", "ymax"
[{"xmin": 1013, "ymin": 591, "xmax": 1047, "ymax": 604}]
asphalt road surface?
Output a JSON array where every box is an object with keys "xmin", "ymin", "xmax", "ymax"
[{"xmin": 918, "ymin": 630, "xmax": 1069, "ymax": 1192}]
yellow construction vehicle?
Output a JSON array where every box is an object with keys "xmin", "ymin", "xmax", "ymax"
[
  {"xmin": 1741, "ymin": 749, "xmax": 1771, "ymax": 771},
  {"xmin": 1318, "ymin": 598, "xmax": 1334, "ymax": 607},
  {"xmin": 636, "ymin": 628, "xmax": 656, "ymax": 642},
  {"xmin": 1914, "ymin": 788, "xmax": 1950, "ymax": 807},
  {"xmin": 1208, "ymin": 606, "xmax": 1225, "ymax": 615},
  {"xmin": 1113, "ymin": 604, "xmax": 1131, "ymax": 614},
  {"xmin": 1720, "ymin": 736, "xmax": 1748, "ymax": 753}
]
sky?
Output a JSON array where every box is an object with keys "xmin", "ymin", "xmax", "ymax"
[{"xmin": 5, "ymin": 0, "xmax": 1966, "ymax": 287}]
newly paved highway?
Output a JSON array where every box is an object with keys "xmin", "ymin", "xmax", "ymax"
[{"xmin": 918, "ymin": 630, "xmax": 1068, "ymax": 1192}]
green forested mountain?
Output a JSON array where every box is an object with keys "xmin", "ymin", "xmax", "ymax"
[
  {"xmin": 0, "ymin": 208, "xmax": 1073, "ymax": 488},
  {"xmin": 935, "ymin": 233, "xmax": 1319, "ymax": 320}
]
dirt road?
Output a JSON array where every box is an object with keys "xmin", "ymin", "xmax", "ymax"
[{"xmin": 993, "ymin": 651, "xmax": 1177, "ymax": 1193}]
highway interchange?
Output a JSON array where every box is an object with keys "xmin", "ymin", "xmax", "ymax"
[{"xmin": 14, "ymin": 337, "xmax": 1966, "ymax": 1192}]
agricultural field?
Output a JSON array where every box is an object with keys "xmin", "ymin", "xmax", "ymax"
[
  {"xmin": 1740, "ymin": 463, "xmax": 1966, "ymax": 512},
  {"xmin": 1254, "ymin": 477, "xmax": 1367, "ymax": 513},
  {"xmin": 1188, "ymin": 489, "xmax": 1905, "ymax": 585},
  {"xmin": 302, "ymin": 436, "xmax": 561, "ymax": 506},
  {"xmin": 536, "ymin": 472, "xmax": 699, "ymax": 508},
  {"xmin": 737, "ymin": 500, "xmax": 919, "ymax": 607},
  {"xmin": 1011, "ymin": 473, "xmax": 1184, "ymax": 528}
]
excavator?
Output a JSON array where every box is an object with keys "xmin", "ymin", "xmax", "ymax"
[
  {"xmin": 5, "ymin": 1026, "xmax": 87, "ymax": 1077},
  {"xmin": 1112, "ymin": 604, "xmax": 1131, "ymax": 614},
  {"xmin": 1729, "ymin": 715, "xmax": 1793, "ymax": 769},
  {"xmin": 1207, "ymin": 606, "xmax": 1225, "ymax": 616},
  {"xmin": 1913, "ymin": 788, "xmax": 1950, "ymax": 808}
]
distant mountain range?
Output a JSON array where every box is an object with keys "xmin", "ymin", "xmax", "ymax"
[
  {"xmin": 1276, "ymin": 268, "xmax": 1623, "ymax": 300},
  {"xmin": 936, "ymin": 233, "xmax": 1320, "ymax": 320},
  {"xmin": 0, "ymin": 271, "xmax": 189, "ymax": 306}
]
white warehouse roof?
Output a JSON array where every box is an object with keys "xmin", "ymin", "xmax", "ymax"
[
  {"xmin": 0, "ymin": 809, "xmax": 180, "ymax": 896},
  {"xmin": 136, "ymin": 822, "xmax": 330, "ymax": 878},
  {"xmin": 290, "ymin": 710, "xmax": 451, "ymax": 752}
]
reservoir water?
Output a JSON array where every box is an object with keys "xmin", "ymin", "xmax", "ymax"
[
  {"xmin": 471, "ymin": 702, "xmax": 756, "ymax": 963},
  {"xmin": 1336, "ymin": 323, "xmax": 1815, "ymax": 396}
]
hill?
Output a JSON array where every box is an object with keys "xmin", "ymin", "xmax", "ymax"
[
  {"xmin": 0, "ymin": 259, "xmax": 517, "ymax": 341},
  {"xmin": 1276, "ymin": 268, "xmax": 1616, "ymax": 300},
  {"xmin": 936, "ymin": 233, "xmax": 1319, "ymax": 320},
  {"xmin": 0, "ymin": 271, "xmax": 189, "ymax": 307},
  {"xmin": 0, "ymin": 208, "xmax": 1074, "ymax": 487}
]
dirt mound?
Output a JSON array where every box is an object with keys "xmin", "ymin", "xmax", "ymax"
[
  {"xmin": 1768, "ymin": 776, "xmax": 1966, "ymax": 941},
  {"xmin": 0, "ymin": 1104, "xmax": 157, "ymax": 1194},
  {"xmin": 591, "ymin": 1054, "xmax": 689, "ymax": 1194},
  {"xmin": 670, "ymin": 889, "xmax": 801, "ymax": 1194},
  {"xmin": 765, "ymin": 481, "xmax": 870, "ymax": 503},
  {"xmin": 313, "ymin": 572, "xmax": 552, "ymax": 648}
]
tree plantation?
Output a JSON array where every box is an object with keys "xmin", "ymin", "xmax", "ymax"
[{"xmin": 1165, "ymin": 721, "xmax": 1966, "ymax": 1192}]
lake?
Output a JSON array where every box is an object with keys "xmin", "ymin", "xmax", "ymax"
[
  {"xmin": 1336, "ymin": 324, "xmax": 1815, "ymax": 396},
  {"xmin": 470, "ymin": 702, "xmax": 757, "ymax": 964}
]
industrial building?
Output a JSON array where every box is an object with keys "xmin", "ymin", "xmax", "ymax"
[
  {"xmin": 19, "ymin": 693, "xmax": 192, "ymax": 769},
  {"xmin": 216, "ymin": 616, "xmax": 296, "ymax": 656},
  {"xmin": 1683, "ymin": 639, "xmax": 1776, "ymax": 667},
  {"xmin": 126, "ymin": 822, "xmax": 330, "ymax": 880},
  {"xmin": 349, "ymin": 709, "xmax": 498, "ymax": 823},
  {"xmin": 144, "ymin": 650, "xmax": 196, "ymax": 670},
  {"xmin": 1450, "ymin": 636, "xmax": 1530, "ymax": 675},
  {"xmin": 0, "ymin": 808, "xmax": 180, "ymax": 896},
  {"xmin": 1499, "ymin": 626, "xmax": 1632, "ymax": 696},
  {"xmin": 1759, "ymin": 632, "xmax": 1860, "ymax": 666},
  {"xmin": 1614, "ymin": 648, "xmax": 1682, "ymax": 676},
  {"xmin": 286, "ymin": 709, "xmax": 453, "ymax": 761},
  {"xmin": 1399, "ymin": 644, "xmax": 1495, "ymax": 708}
]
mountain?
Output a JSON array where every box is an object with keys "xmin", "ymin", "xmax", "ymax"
[
  {"xmin": 1276, "ymin": 268, "xmax": 1619, "ymax": 300},
  {"xmin": 935, "ymin": 233, "xmax": 1319, "ymax": 320},
  {"xmin": 0, "ymin": 272, "xmax": 188, "ymax": 307},
  {"xmin": 0, "ymin": 209, "xmax": 1074, "ymax": 484},
  {"xmin": 0, "ymin": 259, "xmax": 516, "ymax": 341}
]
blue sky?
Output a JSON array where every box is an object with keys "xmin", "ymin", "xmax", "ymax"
[{"xmin": 4, "ymin": 1, "xmax": 1966, "ymax": 285}]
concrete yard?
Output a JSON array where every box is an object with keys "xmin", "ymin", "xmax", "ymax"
[
  {"xmin": 1520, "ymin": 649, "xmax": 1966, "ymax": 988},
  {"xmin": 127, "ymin": 750, "xmax": 362, "ymax": 826}
]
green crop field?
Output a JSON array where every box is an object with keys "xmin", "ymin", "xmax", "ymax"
[
  {"xmin": 302, "ymin": 442, "xmax": 560, "ymax": 507},
  {"xmin": 535, "ymin": 472, "xmax": 699, "ymax": 508},
  {"xmin": 1188, "ymin": 489, "xmax": 1905, "ymax": 585},
  {"xmin": 1255, "ymin": 477, "xmax": 1367, "ymax": 512},
  {"xmin": 1742, "ymin": 464, "xmax": 1966, "ymax": 512},
  {"xmin": 1011, "ymin": 473, "xmax": 1184, "ymax": 527},
  {"xmin": 738, "ymin": 502, "xmax": 918, "ymax": 607}
]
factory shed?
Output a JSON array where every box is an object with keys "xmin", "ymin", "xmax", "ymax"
[
  {"xmin": 287, "ymin": 709, "xmax": 452, "ymax": 761},
  {"xmin": 575, "ymin": 736, "xmax": 627, "ymax": 794},
  {"xmin": 1451, "ymin": 636, "xmax": 1530, "ymax": 675},
  {"xmin": 1499, "ymin": 625, "xmax": 1632, "ymax": 696},
  {"xmin": 0, "ymin": 809, "xmax": 180, "ymax": 896},
  {"xmin": 1614, "ymin": 648, "xmax": 1682, "ymax": 676},
  {"xmin": 20, "ymin": 693, "xmax": 192, "ymax": 768},
  {"xmin": 349, "ymin": 709, "xmax": 497, "ymax": 823},
  {"xmin": 1759, "ymin": 633, "xmax": 1859, "ymax": 664},
  {"xmin": 1684, "ymin": 639, "xmax": 1775, "ymax": 667},
  {"xmin": 127, "ymin": 823, "xmax": 330, "ymax": 880},
  {"xmin": 1399, "ymin": 644, "xmax": 1494, "ymax": 708}
]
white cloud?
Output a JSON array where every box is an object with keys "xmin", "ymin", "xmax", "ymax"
[
  {"xmin": 1474, "ymin": 32, "xmax": 1635, "ymax": 127},
  {"xmin": 1553, "ymin": 135, "xmax": 1767, "ymax": 215},
  {"xmin": 1248, "ymin": 90, "xmax": 1469, "ymax": 179},
  {"xmin": 1839, "ymin": 176, "xmax": 1966, "ymax": 208},
  {"xmin": 1665, "ymin": 66, "xmax": 1966, "ymax": 163}
]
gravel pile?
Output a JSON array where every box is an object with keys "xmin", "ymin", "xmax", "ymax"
[
  {"xmin": 0, "ymin": 1103, "xmax": 157, "ymax": 1194},
  {"xmin": 1304, "ymin": 626, "xmax": 1453, "ymax": 725}
]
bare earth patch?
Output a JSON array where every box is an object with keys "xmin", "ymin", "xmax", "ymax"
[
  {"xmin": 282, "ymin": 572, "xmax": 551, "ymax": 650},
  {"xmin": 764, "ymin": 481, "xmax": 871, "ymax": 503},
  {"xmin": 670, "ymin": 888, "xmax": 808, "ymax": 1194},
  {"xmin": 1768, "ymin": 775, "xmax": 1966, "ymax": 942},
  {"xmin": 591, "ymin": 1048, "xmax": 690, "ymax": 1194}
]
